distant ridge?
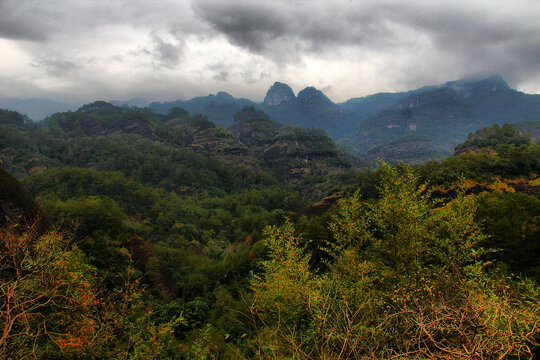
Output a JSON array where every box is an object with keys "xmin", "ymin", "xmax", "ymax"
[
  {"xmin": 146, "ymin": 76, "xmax": 540, "ymax": 148},
  {"xmin": 0, "ymin": 98, "xmax": 78, "ymax": 121},
  {"xmin": 147, "ymin": 92, "xmax": 256, "ymax": 125},
  {"xmin": 3, "ymin": 76, "xmax": 540, "ymax": 165}
]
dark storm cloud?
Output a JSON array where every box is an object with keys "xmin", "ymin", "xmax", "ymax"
[
  {"xmin": 192, "ymin": 1, "xmax": 405, "ymax": 56},
  {"xmin": 193, "ymin": 2, "xmax": 289, "ymax": 53},
  {"xmin": 192, "ymin": 0, "xmax": 540, "ymax": 86},
  {"xmin": 0, "ymin": 17, "xmax": 46, "ymax": 42},
  {"xmin": 0, "ymin": 1, "xmax": 55, "ymax": 41},
  {"xmin": 387, "ymin": 3, "xmax": 540, "ymax": 83},
  {"xmin": 0, "ymin": 0, "xmax": 204, "ymax": 42}
]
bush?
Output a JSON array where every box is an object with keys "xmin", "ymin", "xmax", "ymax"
[{"xmin": 250, "ymin": 163, "xmax": 540, "ymax": 359}]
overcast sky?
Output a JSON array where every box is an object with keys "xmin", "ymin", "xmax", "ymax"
[{"xmin": 1, "ymin": 0, "xmax": 540, "ymax": 103}]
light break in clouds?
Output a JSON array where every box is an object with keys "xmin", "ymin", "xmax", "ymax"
[{"xmin": 1, "ymin": 0, "xmax": 540, "ymax": 103}]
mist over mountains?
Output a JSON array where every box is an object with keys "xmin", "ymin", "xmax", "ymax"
[{"xmin": 0, "ymin": 98, "xmax": 79, "ymax": 121}]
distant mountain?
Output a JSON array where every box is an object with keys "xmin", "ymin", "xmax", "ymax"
[
  {"xmin": 263, "ymin": 82, "xmax": 295, "ymax": 106},
  {"xmin": 45, "ymin": 101, "xmax": 158, "ymax": 140},
  {"xmin": 1, "ymin": 103, "xmax": 349, "ymax": 188},
  {"xmin": 348, "ymin": 76, "xmax": 540, "ymax": 160},
  {"xmin": 260, "ymin": 84, "xmax": 345, "ymax": 138},
  {"xmin": 339, "ymin": 85, "xmax": 438, "ymax": 125},
  {"xmin": 0, "ymin": 98, "xmax": 78, "ymax": 121},
  {"xmin": 148, "ymin": 92, "xmax": 256, "ymax": 126},
  {"xmin": 109, "ymin": 98, "xmax": 149, "ymax": 108},
  {"xmin": 144, "ymin": 77, "xmax": 540, "ymax": 165},
  {"xmin": 147, "ymin": 84, "xmax": 346, "ymax": 137},
  {"xmin": 228, "ymin": 106, "xmax": 349, "ymax": 182},
  {"xmin": 4, "ymin": 76, "xmax": 539, "ymax": 166}
]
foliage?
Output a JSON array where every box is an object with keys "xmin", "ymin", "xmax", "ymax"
[
  {"xmin": 455, "ymin": 123, "xmax": 530, "ymax": 151},
  {"xmin": 477, "ymin": 191, "xmax": 540, "ymax": 280},
  {"xmin": 0, "ymin": 109, "xmax": 27, "ymax": 126},
  {"xmin": 0, "ymin": 224, "xmax": 182, "ymax": 359},
  {"xmin": 418, "ymin": 143, "xmax": 540, "ymax": 186},
  {"xmin": 2, "ymin": 100, "xmax": 540, "ymax": 358},
  {"xmin": 250, "ymin": 163, "xmax": 540, "ymax": 359}
]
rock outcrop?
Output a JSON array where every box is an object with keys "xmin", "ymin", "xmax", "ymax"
[{"xmin": 263, "ymin": 82, "xmax": 296, "ymax": 106}]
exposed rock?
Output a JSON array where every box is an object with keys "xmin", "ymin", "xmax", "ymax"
[
  {"xmin": 110, "ymin": 118, "xmax": 157, "ymax": 140},
  {"xmin": 350, "ymin": 76, "xmax": 540, "ymax": 161},
  {"xmin": 263, "ymin": 82, "xmax": 296, "ymax": 106},
  {"xmin": 228, "ymin": 107, "xmax": 349, "ymax": 183},
  {"xmin": 366, "ymin": 140, "xmax": 441, "ymax": 165},
  {"xmin": 228, "ymin": 107, "xmax": 280, "ymax": 145},
  {"xmin": 262, "ymin": 85, "xmax": 345, "ymax": 137}
]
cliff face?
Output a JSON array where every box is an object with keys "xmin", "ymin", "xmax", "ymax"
[
  {"xmin": 348, "ymin": 76, "xmax": 540, "ymax": 164},
  {"xmin": 261, "ymin": 84, "xmax": 346, "ymax": 137},
  {"xmin": 263, "ymin": 82, "xmax": 296, "ymax": 106},
  {"xmin": 229, "ymin": 107, "xmax": 349, "ymax": 183},
  {"xmin": 228, "ymin": 107, "xmax": 280, "ymax": 145},
  {"xmin": 166, "ymin": 114, "xmax": 255, "ymax": 166}
]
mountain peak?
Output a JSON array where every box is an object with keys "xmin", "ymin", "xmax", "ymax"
[
  {"xmin": 443, "ymin": 76, "xmax": 511, "ymax": 95},
  {"xmin": 214, "ymin": 91, "xmax": 234, "ymax": 101},
  {"xmin": 473, "ymin": 76, "xmax": 511, "ymax": 90},
  {"xmin": 263, "ymin": 82, "xmax": 296, "ymax": 106},
  {"xmin": 297, "ymin": 86, "xmax": 333, "ymax": 106}
]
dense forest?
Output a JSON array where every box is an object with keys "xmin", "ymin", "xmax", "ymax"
[{"xmin": 1, "ymin": 103, "xmax": 539, "ymax": 359}]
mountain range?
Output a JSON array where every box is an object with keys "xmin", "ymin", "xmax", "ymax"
[
  {"xmin": 2, "ymin": 76, "xmax": 540, "ymax": 164},
  {"xmin": 149, "ymin": 76, "xmax": 540, "ymax": 162}
]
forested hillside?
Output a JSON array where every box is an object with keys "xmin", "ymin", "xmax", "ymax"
[
  {"xmin": 1, "ymin": 102, "xmax": 539, "ymax": 358},
  {"xmin": 144, "ymin": 76, "xmax": 540, "ymax": 165}
]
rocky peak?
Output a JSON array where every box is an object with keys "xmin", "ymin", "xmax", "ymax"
[
  {"xmin": 263, "ymin": 82, "xmax": 296, "ymax": 106},
  {"xmin": 297, "ymin": 87, "xmax": 333, "ymax": 108},
  {"xmin": 213, "ymin": 91, "xmax": 234, "ymax": 101}
]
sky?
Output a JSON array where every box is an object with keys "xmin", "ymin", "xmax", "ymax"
[{"xmin": 1, "ymin": 0, "xmax": 540, "ymax": 104}]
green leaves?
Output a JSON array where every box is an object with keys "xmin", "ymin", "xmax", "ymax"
[{"xmin": 250, "ymin": 163, "xmax": 540, "ymax": 359}]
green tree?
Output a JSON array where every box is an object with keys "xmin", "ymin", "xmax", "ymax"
[
  {"xmin": 0, "ymin": 224, "xmax": 182, "ymax": 359},
  {"xmin": 250, "ymin": 163, "xmax": 540, "ymax": 359},
  {"xmin": 477, "ymin": 191, "xmax": 540, "ymax": 280}
]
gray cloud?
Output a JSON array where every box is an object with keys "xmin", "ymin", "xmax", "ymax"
[
  {"xmin": 192, "ymin": 0, "xmax": 540, "ymax": 88},
  {"xmin": 192, "ymin": 1, "xmax": 409, "ymax": 57},
  {"xmin": 1, "ymin": 0, "xmax": 540, "ymax": 103},
  {"xmin": 0, "ymin": 0, "xmax": 204, "ymax": 42},
  {"xmin": 205, "ymin": 59, "xmax": 272, "ymax": 85},
  {"xmin": 0, "ymin": 17, "xmax": 46, "ymax": 42},
  {"xmin": 193, "ymin": 2, "xmax": 289, "ymax": 53},
  {"xmin": 30, "ymin": 57, "xmax": 80, "ymax": 77},
  {"xmin": 148, "ymin": 32, "xmax": 186, "ymax": 69},
  {"xmin": 207, "ymin": 62, "xmax": 231, "ymax": 82},
  {"xmin": 0, "ymin": 1, "xmax": 55, "ymax": 41}
]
